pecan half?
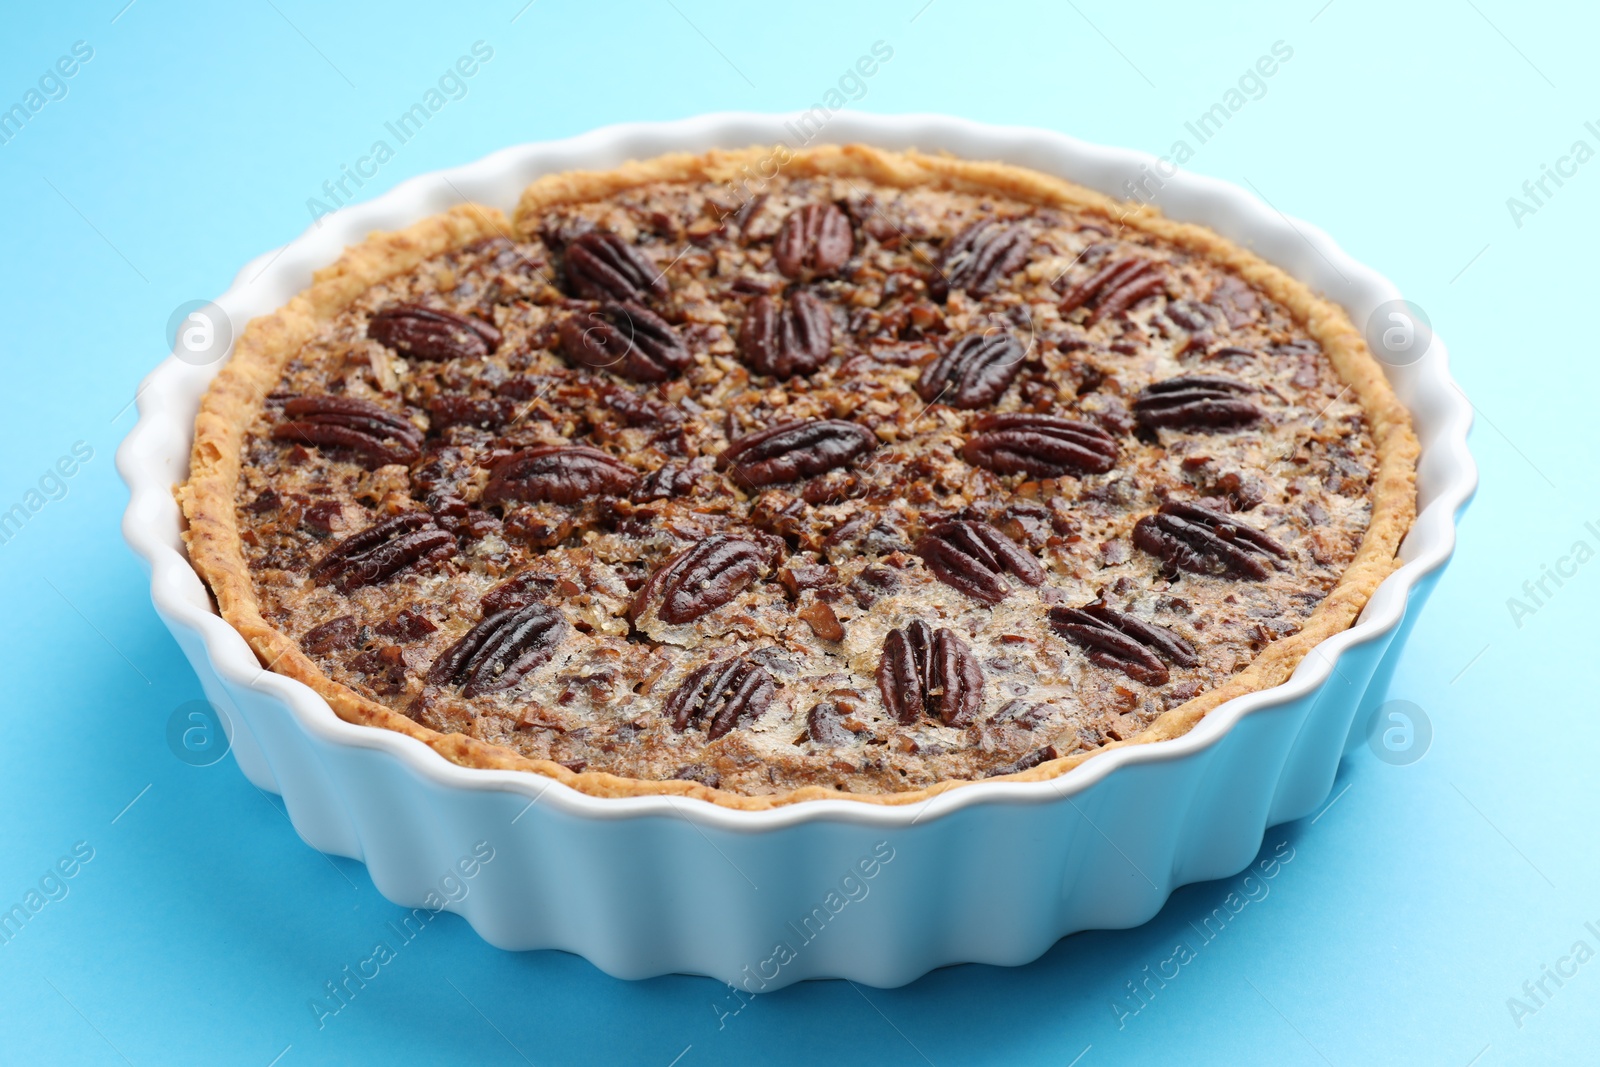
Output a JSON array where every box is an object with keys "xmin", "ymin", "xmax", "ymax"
[
  {"xmin": 1134, "ymin": 376, "xmax": 1263, "ymax": 430},
  {"xmin": 773, "ymin": 203, "xmax": 853, "ymax": 280},
  {"xmin": 930, "ymin": 219, "xmax": 1031, "ymax": 302},
  {"xmin": 876, "ymin": 620, "xmax": 984, "ymax": 726},
  {"xmin": 1057, "ymin": 257, "xmax": 1165, "ymax": 324},
  {"xmin": 483, "ymin": 445, "xmax": 638, "ymax": 506},
  {"xmin": 913, "ymin": 520, "xmax": 1045, "ymax": 604},
  {"xmin": 961, "ymin": 413, "xmax": 1118, "ymax": 478},
  {"xmin": 426, "ymin": 603, "xmax": 568, "ymax": 697},
  {"xmin": 368, "ymin": 303, "xmax": 501, "ymax": 361},
  {"xmin": 272, "ymin": 395, "xmax": 422, "ymax": 470},
  {"xmin": 916, "ymin": 331, "xmax": 1028, "ymax": 409},
  {"xmin": 663, "ymin": 658, "xmax": 776, "ymax": 739},
  {"xmin": 1048, "ymin": 603, "xmax": 1197, "ymax": 685},
  {"xmin": 557, "ymin": 301, "xmax": 690, "ymax": 382},
  {"xmin": 718, "ymin": 419, "xmax": 876, "ymax": 487},
  {"xmin": 630, "ymin": 534, "xmax": 780, "ymax": 624},
  {"xmin": 739, "ymin": 290, "xmax": 832, "ymax": 378},
  {"xmin": 564, "ymin": 230, "xmax": 667, "ymax": 303},
  {"xmin": 311, "ymin": 513, "xmax": 455, "ymax": 593},
  {"xmin": 1132, "ymin": 501, "xmax": 1289, "ymax": 579}
]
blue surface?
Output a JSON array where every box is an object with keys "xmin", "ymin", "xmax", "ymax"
[{"xmin": 0, "ymin": 1, "xmax": 1593, "ymax": 1063}]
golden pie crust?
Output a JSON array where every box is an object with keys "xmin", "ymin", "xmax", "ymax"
[{"xmin": 177, "ymin": 144, "xmax": 1418, "ymax": 810}]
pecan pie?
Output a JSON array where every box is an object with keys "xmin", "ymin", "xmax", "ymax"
[{"xmin": 178, "ymin": 145, "xmax": 1417, "ymax": 809}]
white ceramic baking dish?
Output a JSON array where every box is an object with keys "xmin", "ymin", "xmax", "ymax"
[{"xmin": 117, "ymin": 112, "xmax": 1475, "ymax": 989}]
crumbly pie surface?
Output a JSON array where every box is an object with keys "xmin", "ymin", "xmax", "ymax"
[{"xmin": 178, "ymin": 145, "xmax": 1417, "ymax": 809}]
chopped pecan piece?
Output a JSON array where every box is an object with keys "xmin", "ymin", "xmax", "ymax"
[
  {"xmin": 984, "ymin": 745, "xmax": 1059, "ymax": 777},
  {"xmin": 1134, "ymin": 376, "xmax": 1263, "ymax": 430},
  {"xmin": 272, "ymin": 396, "xmax": 422, "ymax": 470},
  {"xmin": 1165, "ymin": 299, "xmax": 1217, "ymax": 355},
  {"xmin": 669, "ymin": 764, "xmax": 721, "ymax": 789},
  {"xmin": 773, "ymin": 202, "xmax": 853, "ymax": 280},
  {"xmin": 563, "ymin": 230, "xmax": 667, "ymax": 303},
  {"xmin": 557, "ymin": 301, "xmax": 690, "ymax": 382},
  {"xmin": 739, "ymin": 290, "xmax": 832, "ymax": 378},
  {"xmin": 630, "ymin": 534, "xmax": 781, "ymax": 624},
  {"xmin": 822, "ymin": 517, "xmax": 908, "ymax": 560},
  {"xmin": 718, "ymin": 419, "xmax": 876, "ymax": 487},
  {"xmin": 1048, "ymin": 603, "xmax": 1197, "ymax": 685},
  {"xmin": 1132, "ymin": 501, "xmax": 1289, "ymax": 579},
  {"xmin": 424, "ymin": 491, "xmax": 498, "ymax": 540},
  {"xmin": 1165, "ymin": 299, "xmax": 1215, "ymax": 333},
  {"xmin": 800, "ymin": 469, "xmax": 857, "ymax": 504},
  {"xmin": 847, "ymin": 563, "xmax": 899, "ymax": 606},
  {"xmin": 502, "ymin": 504, "xmax": 574, "ymax": 548},
  {"xmin": 426, "ymin": 603, "xmax": 569, "ymax": 697},
  {"xmin": 375, "ymin": 608, "xmax": 437, "ymax": 642},
  {"xmin": 630, "ymin": 461, "xmax": 700, "ymax": 502},
  {"xmin": 876, "ymin": 620, "xmax": 984, "ymax": 727},
  {"xmin": 749, "ymin": 491, "xmax": 807, "ymax": 539},
  {"xmin": 483, "ymin": 445, "xmax": 638, "ymax": 506},
  {"xmin": 779, "ymin": 561, "xmax": 837, "ymax": 595},
  {"xmin": 480, "ymin": 572, "xmax": 562, "ymax": 616},
  {"xmin": 664, "ymin": 658, "xmax": 776, "ymax": 739},
  {"xmin": 600, "ymin": 383, "xmax": 683, "ymax": 427},
  {"xmin": 538, "ymin": 213, "xmax": 597, "ymax": 250},
  {"xmin": 1206, "ymin": 345, "xmax": 1258, "ymax": 362},
  {"xmin": 303, "ymin": 615, "xmax": 363, "ymax": 654},
  {"xmin": 349, "ymin": 643, "xmax": 409, "ymax": 695},
  {"xmin": 301, "ymin": 500, "xmax": 345, "ymax": 535},
  {"xmin": 1057, "ymin": 257, "xmax": 1165, "ymax": 324},
  {"xmin": 368, "ymin": 303, "xmax": 501, "ymax": 361},
  {"xmin": 916, "ymin": 331, "xmax": 1028, "ymax": 409},
  {"xmin": 913, "ymin": 520, "xmax": 1045, "ymax": 604},
  {"xmin": 797, "ymin": 600, "xmax": 844, "ymax": 641},
  {"xmin": 1208, "ymin": 274, "xmax": 1260, "ymax": 328},
  {"xmin": 961, "ymin": 413, "xmax": 1118, "ymax": 478},
  {"xmin": 930, "ymin": 218, "xmax": 1031, "ymax": 301},
  {"xmin": 988, "ymin": 698, "xmax": 1049, "ymax": 731},
  {"xmin": 427, "ymin": 395, "xmax": 518, "ymax": 432},
  {"xmin": 247, "ymin": 488, "xmax": 281, "ymax": 514},
  {"xmin": 806, "ymin": 699, "xmax": 858, "ymax": 746},
  {"xmin": 1208, "ymin": 469, "xmax": 1267, "ymax": 511},
  {"xmin": 311, "ymin": 513, "xmax": 455, "ymax": 593}
]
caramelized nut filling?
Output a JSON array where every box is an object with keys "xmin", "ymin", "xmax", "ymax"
[{"xmin": 234, "ymin": 172, "xmax": 1378, "ymax": 796}]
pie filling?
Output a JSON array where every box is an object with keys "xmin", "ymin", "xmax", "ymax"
[{"xmin": 227, "ymin": 165, "xmax": 1380, "ymax": 796}]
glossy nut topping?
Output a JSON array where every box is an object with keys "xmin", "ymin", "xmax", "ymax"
[{"xmin": 231, "ymin": 160, "xmax": 1380, "ymax": 796}]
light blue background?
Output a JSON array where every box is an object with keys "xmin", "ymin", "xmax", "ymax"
[{"xmin": 0, "ymin": 1, "xmax": 1594, "ymax": 1064}]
